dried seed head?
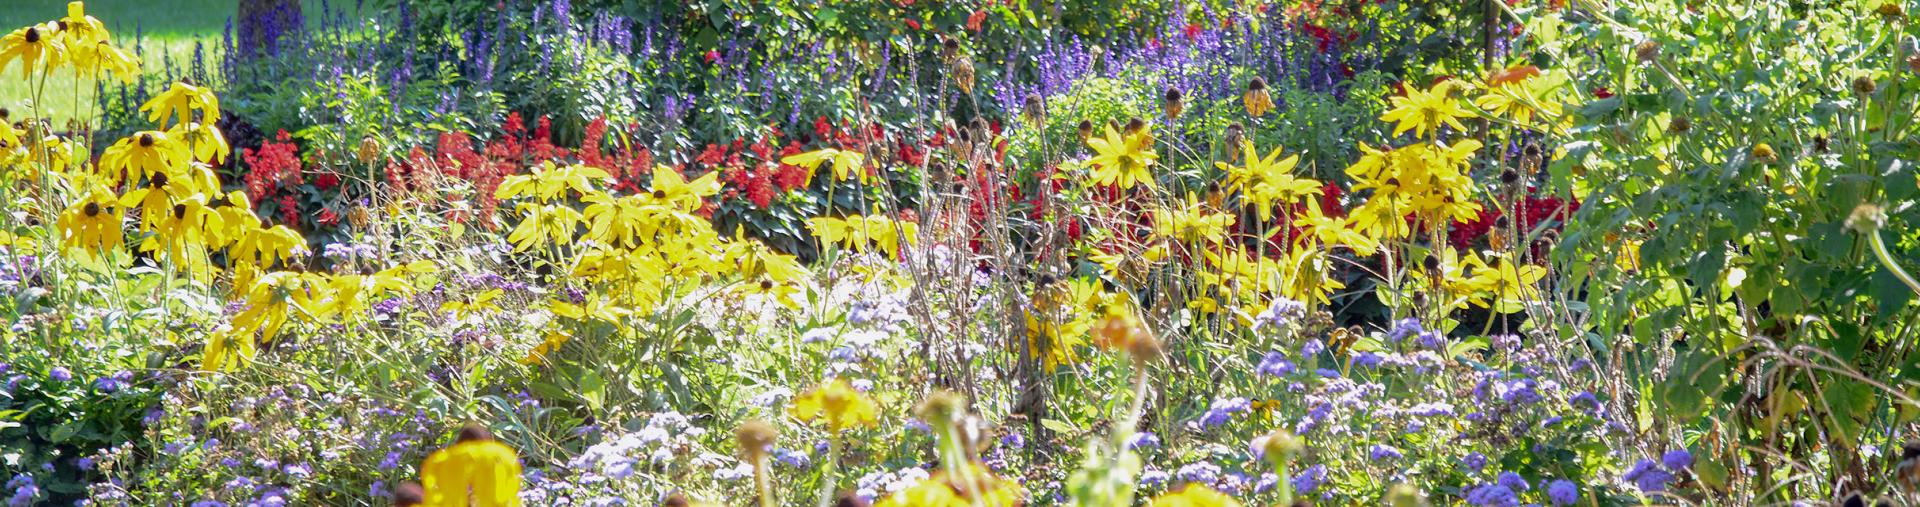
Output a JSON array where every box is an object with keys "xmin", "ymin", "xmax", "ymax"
[
  {"xmin": 1224, "ymin": 123, "xmax": 1245, "ymax": 154},
  {"xmin": 1248, "ymin": 77, "xmax": 1267, "ymax": 92},
  {"xmin": 0, "ymin": 108, "xmax": 9, "ymax": 120},
  {"xmin": 1076, "ymin": 120, "xmax": 1094, "ymax": 143},
  {"xmin": 1422, "ymin": 254, "xmax": 1441, "ymax": 272},
  {"xmin": 1499, "ymin": 169, "xmax": 1520, "ymax": 185},
  {"xmin": 1878, "ymin": 2, "xmax": 1905, "ymax": 20},
  {"xmin": 662, "ymin": 492, "xmax": 691, "ymax": 507},
  {"xmin": 1124, "ymin": 118, "xmax": 1146, "ymax": 134},
  {"xmin": 1668, "ymin": 117, "xmax": 1691, "ymax": 133},
  {"xmin": 1021, "ymin": 94, "xmax": 1044, "ymax": 124},
  {"xmin": 1635, "ymin": 41, "xmax": 1661, "ymax": 63},
  {"xmin": 1853, "ymin": 75, "xmax": 1877, "ymax": 95},
  {"xmin": 1814, "ymin": 134, "xmax": 1830, "ymax": 153},
  {"xmin": 735, "ymin": 420, "xmax": 776, "ymax": 460},
  {"xmin": 1494, "ymin": 215, "xmax": 1510, "ymax": 229}
]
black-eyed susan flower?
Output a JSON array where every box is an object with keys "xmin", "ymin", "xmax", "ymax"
[
  {"xmin": 780, "ymin": 148, "xmax": 868, "ymax": 185},
  {"xmin": 56, "ymin": 185, "xmax": 123, "ymax": 257},
  {"xmin": 1381, "ymin": 82, "xmax": 1470, "ymax": 139},
  {"xmin": 1085, "ymin": 123, "xmax": 1158, "ymax": 189},
  {"xmin": 807, "ymin": 215, "xmax": 918, "ymax": 260},
  {"xmin": 493, "ymin": 161, "xmax": 610, "ymax": 203},
  {"xmin": 420, "ymin": 424, "xmax": 523, "ymax": 507},
  {"xmin": 643, "ymin": 164, "xmax": 722, "ymax": 210},
  {"xmin": 1216, "ymin": 140, "xmax": 1320, "ymax": 222},
  {"xmin": 142, "ymin": 195, "xmax": 225, "ymax": 265},
  {"xmin": 789, "ymin": 379, "xmax": 879, "ymax": 431},
  {"xmin": 1243, "ymin": 77, "xmax": 1274, "ymax": 117},
  {"xmin": 1149, "ymin": 194, "xmax": 1234, "ymax": 246},
  {"xmin": 140, "ymin": 81, "xmax": 220, "ymax": 128},
  {"xmin": 167, "ymin": 120, "xmax": 230, "ymax": 164},
  {"xmin": 0, "ymin": 23, "xmax": 65, "ymax": 79},
  {"xmin": 100, "ymin": 131, "xmax": 189, "ymax": 185},
  {"xmin": 504, "ymin": 202, "xmax": 582, "ymax": 252}
]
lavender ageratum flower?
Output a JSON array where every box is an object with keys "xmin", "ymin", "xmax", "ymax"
[
  {"xmin": 1196, "ymin": 397, "xmax": 1251, "ymax": 428},
  {"xmin": 1369, "ymin": 444, "xmax": 1402, "ymax": 461},
  {"xmin": 1126, "ymin": 432, "xmax": 1161, "ymax": 450},
  {"xmin": 49, "ymin": 367, "xmax": 72, "ymax": 382},
  {"xmin": 1462, "ymin": 452, "xmax": 1488, "ymax": 472},
  {"xmin": 1416, "ymin": 330, "xmax": 1447, "ymax": 350},
  {"xmin": 1176, "ymin": 462, "xmax": 1221, "ymax": 485},
  {"xmin": 1546, "ymin": 479, "xmax": 1578, "ymax": 506},
  {"xmin": 1256, "ymin": 351, "xmax": 1296, "ymax": 377},
  {"xmin": 1139, "ymin": 469, "xmax": 1170, "ymax": 487},
  {"xmin": 1290, "ymin": 464, "xmax": 1328, "ymax": 494},
  {"xmin": 1465, "ymin": 483, "xmax": 1519, "ymax": 507},
  {"xmin": 1387, "ymin": 318, "xmax": 1423, "ymax": 342},
  {"xmin": 773, "ymin": 448, "xmax": 810, "ymax": 469},
  {"xmin": 1496, "ymin": 471, "xmax": 1529, "ymax": 492},
  {"xmin": 1662, "ymin": 449, "xmax": 1694, "ymax": 470},
  {"xmin": 1622, "ymin": 459, "xmax": 1672, "ymax": 492},
  {"xmin": 1252, "ymin": 297, "xmax": 1305, "ymax": 331},
  {"xmin": 1300, "ymin": 338, "xmax": 1326, "ymax": 357}
]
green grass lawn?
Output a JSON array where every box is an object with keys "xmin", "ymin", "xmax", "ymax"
[{"xmin": 0, "ymin": 0, "xmax": 346, "ymax": 126}]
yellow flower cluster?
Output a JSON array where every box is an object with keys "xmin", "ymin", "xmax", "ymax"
[
  {"xmin": 494, "ymin": 163, "xmax": 812, "ymax": 363},
  {"xmin": 0, "ymin": 2, "xmax": 140, "ymax": 82}
]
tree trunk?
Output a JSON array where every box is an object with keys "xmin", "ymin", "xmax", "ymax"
[{"xmin": 236, "ymin": 0, "xmax": 303, "ymax": 60}]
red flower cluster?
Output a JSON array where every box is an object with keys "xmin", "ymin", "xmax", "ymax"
[
  {"xmin": 242, "ymin": 130, "xmax": 303, "ymax": 202},
  {"xmin": 1448, "ymin": 191, "xmax": 1580, "ymax": 254}
]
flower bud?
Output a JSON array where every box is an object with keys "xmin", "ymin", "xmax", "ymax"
[
  {"xmin": 915, "ymin": 390, "xmax": 967, "ymax": 427},
  {"xmin": 1668, "ymin": 116, "xmax": 1691, "ymax": 134},
  {"xmin": 1751, "ymin": 143, "xmax": 1776, "ymax": 162}
]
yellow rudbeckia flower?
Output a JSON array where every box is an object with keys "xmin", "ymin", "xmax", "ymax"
[
  {"xmin": 141, "ymin": 81, "xmax": 220, "ymax": 128},
  {"xmin": 420, "ymin": 426, "xmax": 523, "ymax": 507},
  {"xmin": 789, "ymin": 378, "xmax": 879, "ymax": 431}
]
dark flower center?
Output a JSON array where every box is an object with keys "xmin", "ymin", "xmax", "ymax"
[
  {"xmin": 83, "ymin": 202, "xmax": 100, "ymax": 217},
  {"xmin": 172, "ymin": 204, "xmax": 187, "ymax": 220},
  {"xmin": 138, "ymin": 133, "xmax": 154, "ymax": 147},
  {"xmin": 150, "ymin": 173, "xmax": 169, "ymax": 188},
  {"xmin": 759, "ymin": 280, "xmax": 774, "ymax": 290},
  {"xmin": 651, "ymin": 190, "xmax": 666, "ymax": 199},
  {"xmin": 24, "ymin": 28, "xmax": 39, "ymax": 44}
]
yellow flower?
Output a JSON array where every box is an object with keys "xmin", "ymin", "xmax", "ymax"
[
  {"xmin": 781, "ymin": 148, "xmax": 868, "ymax": 184},
  {"xmin": 1216, "ymin": 140, "xmax": 1321, "ymax": 222},
  {"xmin": 1294, "ymin": 201, "xmax": 1378, "ymax": 256},
  {"xmin": 1243, "ymin": 77, "xmax": 1274, "ymax": 117},
  {"xmin": 1150, "ymin": 194, "xmax": 1234, "ymax": 245},
  {"xmin": 1025, "ymin": 308, "xmax": 1086, "ymax": 370},
  {"xmin": 1408, "ymin": 247, "xmax": 1495, "ymax": 313},
  {"xmin": 321, "ymin": 260, "xmax": 434, "ymax": 320},
  {"xmin": 100, "ymin": 131, "xmax": 190, "ymax": 185},
  {"xmin": 140, "ymin": 81, "xmax": 220, "ymax": 129},
  {"xmin": 549, "ymin": 292, "xmax": 632, "ymax": 327},
  {"xmin": 789, "ymin": 378, "xmax": 880, "ymax": 431},
  {"xmin": 1381, "ymin": 82, "xmax": 1470, "ymax": 139},
  {"xmin": 420, "ymin": 431, "xmax": 524, "ymax": 507},
  {"xmin": 1477, "ymin": 252, "xmax": 1545, "ymax": 314},
  {"xmin": 493, "ymin": 161, "xmax": 610, "ymax": 203},
  {"xmin": 167, "ymin": 120, "xmax": 230, "ymax": 164},
  {"xmin": 522, "ymin": 330, "xmax": 570, "ymax": 364},
  {"xmin": 56, "ymin": 185, "xmax": 123, "ymax": 257},
  {"xmin": 1085, "ymin": 123, "xmax": 1159, "ymax": 189},
  {"xmin": 643, "ymin": 164, "xmax": 721, "ymax": 210},
  {"xmin": 874, "ymin": 462, "xmax": 1026, "ymax": 507},
  {"xmin": 1148, "ymin": 484, "xmax": 1242, "ymax": 507},
  {"xmin": 1474, "ymin": 66, "xmax": 1566, "ymax": 128},
  {"xmin": 504, "ymin": 202, "xmax": 582, "ymax": 252},
  {"xmin": 142, "ymin": 195, "xmax": 225, "ymax": 266},
  {"xmin": 808, "ymin": 215, "xmax": 919, "ymax": 260},
  {"xmin": 0, "ymin": 23, "xmax": 65, "ymax": 79}
]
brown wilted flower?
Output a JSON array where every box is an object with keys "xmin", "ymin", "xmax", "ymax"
[
  {"xmin": 1878, "ymin": 2, "xmax": 1905, "ymax": 21},
  {"xmin": 951, "ymin": 58, "xmax": 976, "ymax": 94},
  {"xmin": 357, "ymin": 136, "xmax": 382, "ymax": 164},
  {"xmin": 1163, "ymin": 87, "xmax": 1184, "ymax": 120},
  {"xmin": 915, "ymin": 390, "xmax": 967, "ymax": 427},
  {"xmin": 1668, "ymin": 116, "xmax": 1691, "ymax": 133},
  {"xmin": 1076, "ymin": 119, "xmax": 1094, "ymax": 144},
  {"xmin": 1224, "ymin": 123, "xmax": 1245, "ymax": 160},
  {"xmin": 1021, "ymin": 93, "xmax": 1044, "ymax": 125}
]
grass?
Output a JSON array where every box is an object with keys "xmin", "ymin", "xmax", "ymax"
[{"xmin": 0, "ymin": 0, "xmax": 349, "ymax": 126}]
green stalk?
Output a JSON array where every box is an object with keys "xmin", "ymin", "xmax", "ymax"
[
  {"xmin": 1869, "ymin": 228, "xmax": 1920, "ymax": 296},
  {"xmin": 815, "ymin": 438, "xmax": 843, "ymax": 507}
]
